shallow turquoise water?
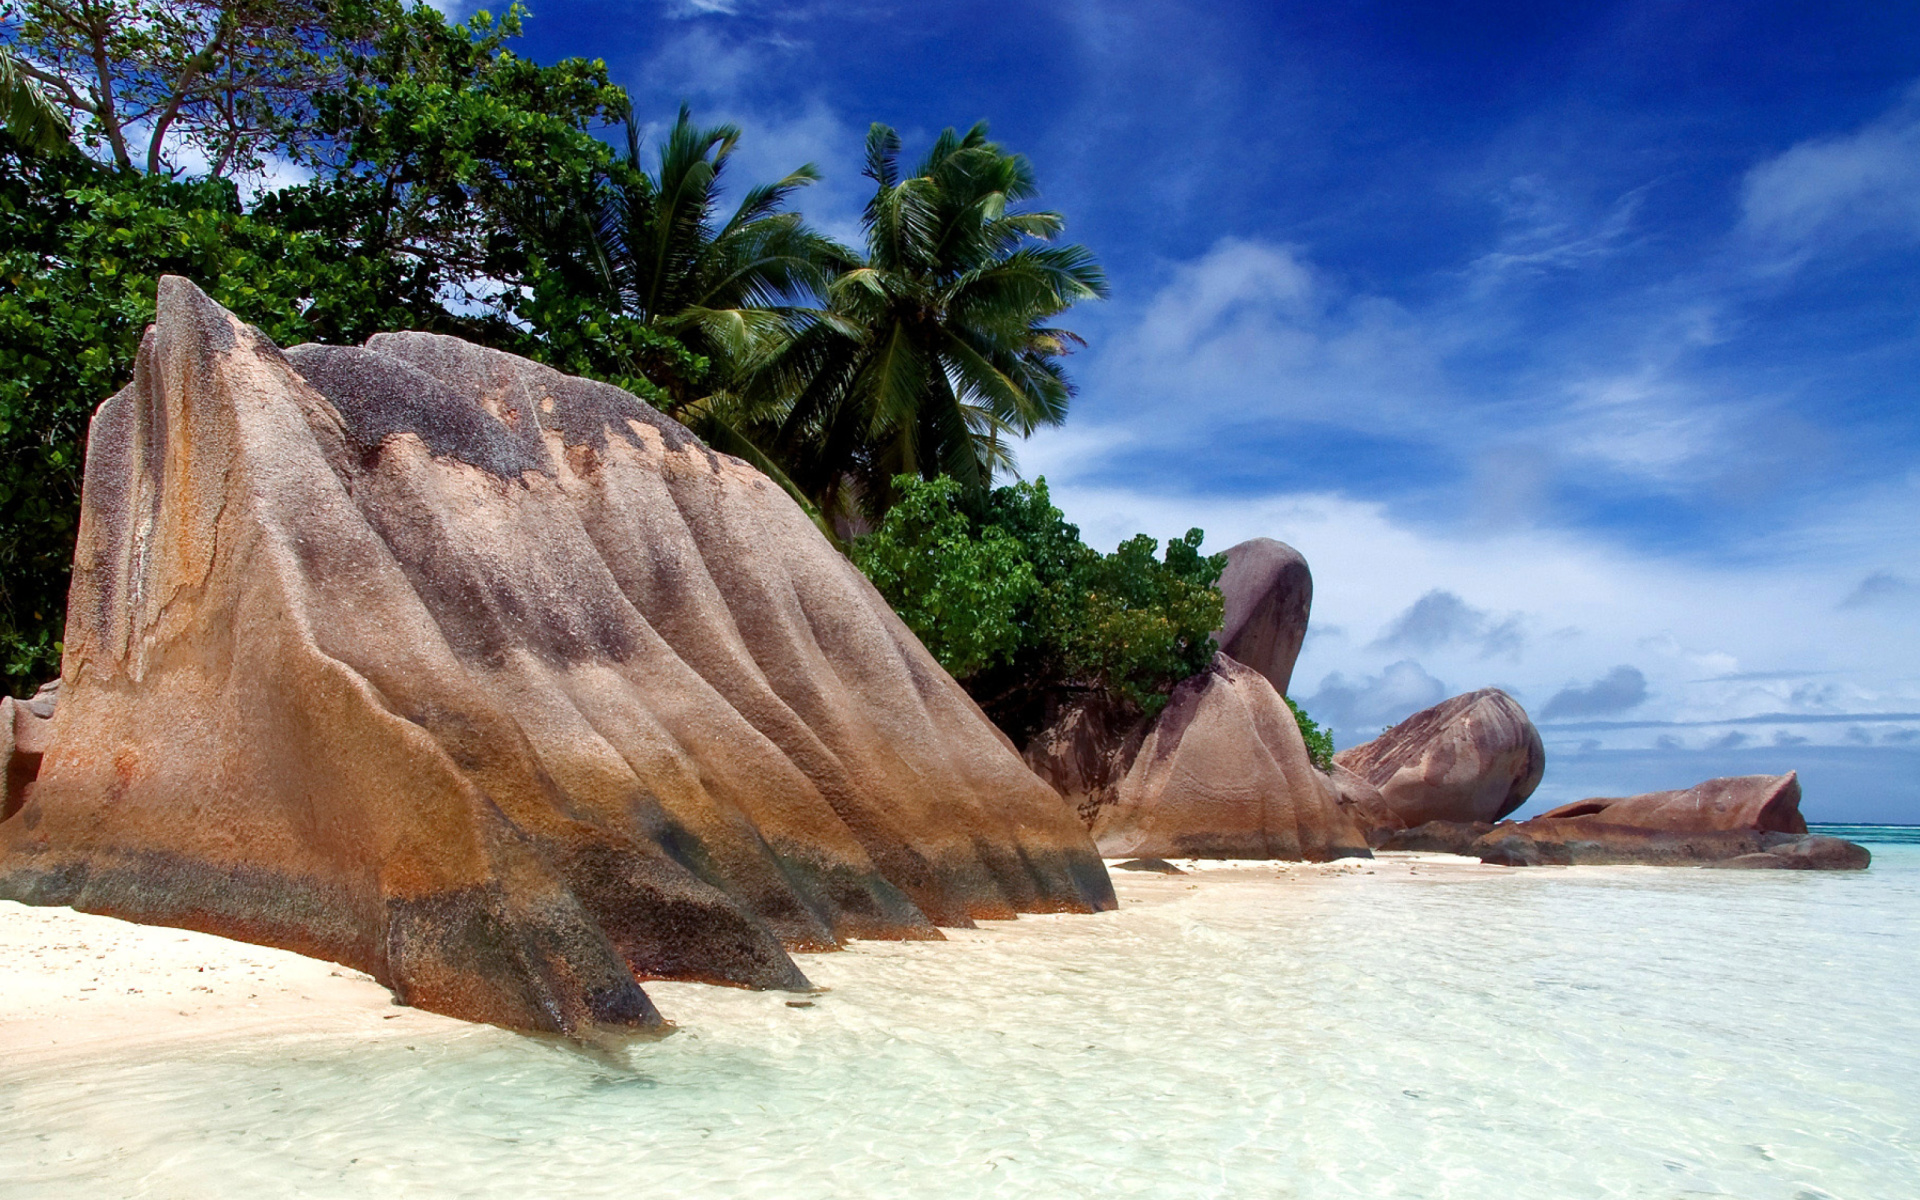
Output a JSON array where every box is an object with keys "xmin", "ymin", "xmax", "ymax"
[{"xmin": 4, "ymin": 846, "xmax": 1916, "ymax": 1199}]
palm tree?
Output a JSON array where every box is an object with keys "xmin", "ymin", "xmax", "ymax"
[
  {"xmin": 747, "ymin": 121, "xmax": 1107, "ymax": 524},
  {"xmin": 0, "ymin": 48, "xmax": 73, "ymax": 156},
  {"xmin": 577, "ymin": 105, "xmax": 855, "ymax": 416}
]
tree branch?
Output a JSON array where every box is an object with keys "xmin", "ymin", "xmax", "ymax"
[{"xmin": 145, "ymin": 13, "xmax": 229, "ymax": 174}]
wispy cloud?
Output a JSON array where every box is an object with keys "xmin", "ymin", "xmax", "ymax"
[
  {"xmin": 1740, "ymin": 83, "xmax": 1920, "ymax": 265},
  {"xmin": 1303, "ymin": 660, "xmax": 1449, "ymax": 740}
]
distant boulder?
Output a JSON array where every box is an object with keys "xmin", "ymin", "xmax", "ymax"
[
  {"xmin": 1091, "ymin": 654, "xmax": 1370, "ymax": 861},
  {"xmin": 1212, "ymin": 538, "xmax": 1312, "ymax": 696},
  {"xmin": 1469, "ymin": 772, "xmax": 1864, "ymax": 869},
  {"xmin": 0, "ymin": 279, "xmax": 1114, "ymax": 1035},
  {"xmin": 1333, "ymin": 689, "xmax": 1545, "ymax": 832},
  {"xmin": 1536, "ymin": 772, "xmax": 1807, "ymax": 834}
]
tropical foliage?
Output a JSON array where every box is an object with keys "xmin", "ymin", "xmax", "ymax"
[
  {"xmin": 852, "ymin": 474, "xmax": 1224, "ymax": 739},
  {"xmin": 747, "ymin": 123, "xmax": 1106, "ymax": 524},
  {"xmin": 1287, "ymin": 698, "xmax": 1336, "ymax": 771},
  {"xmin": 0, "ymin": 4, "xmax": 1112, "ymax": 697}
]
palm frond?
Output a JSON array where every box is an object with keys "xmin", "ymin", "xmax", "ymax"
[{"xmin": 0, "ymin": 49, "xmax": 73, "ymax": 156}]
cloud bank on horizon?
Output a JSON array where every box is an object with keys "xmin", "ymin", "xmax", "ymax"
[{"xmin": 507, "ymin": 1, "xmax": 1920, "ymax": 820}]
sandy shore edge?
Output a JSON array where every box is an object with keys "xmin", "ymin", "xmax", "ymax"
[{"xmin": 0, "ymin": 854, "xmax": 1505, "ymax": 1065}]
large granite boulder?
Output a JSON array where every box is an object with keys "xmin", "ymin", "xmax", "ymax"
[
  {"xmin": 1333, "ymin": 689, "xmax": 1544, "ymax": 833},
  {"xmin": 1474, "ymin": 825, "xmax": 1868, "ymax": 870},
  {"xmin": 0, "ymin": 279, "xmax": 1113, "ymax": 1035},
  {"xmin": 1535, "ymin": 773, "xmax": 1806, "ymax": 834},
  {"xmin": 1090, "ymin": 654, "xmax": 1370, "ymax": 860},
  {"xmin": 1212, "ymin": 538, "xmax": 1312, "ymax": 696},
  {"xmin": 1379, "ymin": 773, "xmax": 1868, "ymax": 869},
  {"xmin": 1466, "ymin": 772, "xmax": 1864, "ymax": 868}
]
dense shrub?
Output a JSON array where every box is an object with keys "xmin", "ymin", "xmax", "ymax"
[{"xmin": 852, "ymin": 474, "xmax": 1225, "ymax": 741}]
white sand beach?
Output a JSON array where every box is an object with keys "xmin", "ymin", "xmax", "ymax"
[
  {"xmin": 0, "ymin": 855, "xmax": 1481, "ymax": 1066},
  {"xmin": 5, "ymin": 848, "xmax": 1914, "ymax": 1199}
]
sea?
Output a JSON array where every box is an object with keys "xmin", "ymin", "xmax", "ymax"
[{"xmin": 4, "ymin": 828, "xmax": 1916, "ymax": 1199}]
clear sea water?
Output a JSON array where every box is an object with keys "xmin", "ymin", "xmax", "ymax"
[{"xmin": 5, "ymin": 833, "xmax": 1917, "ymax": 1199}]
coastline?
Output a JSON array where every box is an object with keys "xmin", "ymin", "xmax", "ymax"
[
  {"xmin": 4, "ymin": 848, "xmax": 1912, "ymax": 1200},
  {"xmin": 1, "ymin": 855, "xmax": 1499, "ymax": 1066}
]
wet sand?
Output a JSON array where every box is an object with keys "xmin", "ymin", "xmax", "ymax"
[{"xmin": 0, "ymin": 854, "xmax": 1502, "ymax": 1065}]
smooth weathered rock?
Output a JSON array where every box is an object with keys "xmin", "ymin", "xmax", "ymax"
[
  {"xmin": 1372, "ymin": 820, "xmax": 1495, "ymax": 855},
  {"xmin": 1212, "ymin": 538, "xmax": 1312, "ymax": 696},
  {"xmin": 1090, "ymin": 654, "xmax": 1370, "ymax": 860},
  {"xmin": 1537, "ymin": 773, "xmax": 1807, "ymax": 834},
  {"xmin": 1706, "ymin": 837, "xmax": 1871, "ymax": 870},
  {"xmin": 1333, "ymin": 689, "xmax": 1545, "ymax": 831},
  {"xmin": 1, "ymin": 680, "xmax": 57, "ymax": 822},
  {"xmin": 1113, "ymin": 858, "xmax": 1186, "ymax": 874},
  {"xmin": 1473, "ymin": 823, "xmax": 1869, "ymax": 870},
  {"xmin": 0, "ymin": 278, "xmax": 1114, "ymax": 1035},
  {"xmin": 1022, "ymin": 691, "xmax": 1149, "ymax": 827},
  {"xmin": 1470, "ymin": 771, "xmax": 1864, "ymax": 869}
]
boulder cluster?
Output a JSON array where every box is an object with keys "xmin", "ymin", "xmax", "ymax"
[
  {"xmin": 0, "ymin": 279, "xmax": 1870, "ymax": 1035},
  {"xmin": 1021, "ymin": 525, "xmax": 1866, "ymax": 875}
]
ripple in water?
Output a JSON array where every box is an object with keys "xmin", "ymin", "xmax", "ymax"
[{"xmin": 3, "ymin": 849, "xmax": 1916, "ymax": 1199}]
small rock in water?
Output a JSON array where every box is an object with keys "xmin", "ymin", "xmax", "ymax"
[{"xmin": 1114, "ymin": 858, "xmax": 1186, "ymax": 874}]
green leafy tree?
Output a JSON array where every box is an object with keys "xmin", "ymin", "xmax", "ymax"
[
  {"xmin": 848, "ymin": 475, "xmax": 1036, "ymax": 679},
  {"xmin": 2, "ymin": 0, "xmax": 384, "ymax": 176},
  {"xmin": 0, "ymin": 141, "xmax": 394, "ymax": 693},
  {"xmin": 853, "ymin": 474, "xmax": 1223, "ymax": 741},
  {"xmin": 263, "ymin": 4, "xmax": 627, "ymax": 343},
  {"xmin": 752, "ymin": 123, "xmax": 1106, "ymax": 523}
]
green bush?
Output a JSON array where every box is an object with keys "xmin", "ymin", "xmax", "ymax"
[
  {"xmin": 1287, "ymin": 697, "xmax": 1336, "ymax": 772},
  {"xmin": 852, "ymin": 474, "xmax": 1224, "ymax": 740}
]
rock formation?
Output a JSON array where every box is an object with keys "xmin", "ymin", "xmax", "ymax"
[
  {"xmin": 1212, "ymin": 538, "xmax": 1312, "ymax": 696},
  {"xmin": 0, "ymin": 278, "xmax": 1114, "ymax": 1035},
  {"xmin": 1, "ymin": 679, "xmax": 57, "ymax": 821},
  {"xmin": 1090, "ymin": 654, "xmax": 1370, "ymax": 860},
  {"xmin": 1377, "ymin": 773, "xmax": 1867, "ymax": 869},
  {"xmin": 1333, "ymin": 689, "xmax": 1545, "ymax": 835},
  {"xmin": 1535, "ymin": 773, "xmax": 1806, "ymax": 834},
  {"xmin": 1022, "ymin": 692, "xmax": 1147, "ymax": 826}
]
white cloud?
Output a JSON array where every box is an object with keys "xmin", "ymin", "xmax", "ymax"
[
  {"xmin": 1740, "ymin": 83, "xmax": 1920, "ymax": 262},
  {"xmin": 1086, "ymin": 238, "xmax": 1449, "ymax": 436},
  {"xmin": 1006, "ymin": 473, "xmax": 1920, "ymax": 757}
]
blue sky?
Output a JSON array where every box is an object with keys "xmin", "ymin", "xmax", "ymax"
[{"xmin": 485, "ymin": 0, "xmax": 1920, "ymax": 820}]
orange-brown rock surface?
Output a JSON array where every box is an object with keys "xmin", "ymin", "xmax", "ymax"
[
  {"xmin": 1333, "ymin": 689, "xmax": 1544, "ymax": 834},
  {"xmin": 0, "ymin": 279, "xmax": 1113, "ymax": 1035},
  {"xmin": 1535, "ymin": 772, "xmax": 1807, "ymax": 833},
  {"xmin": 1213, "ymin": 538, "xmax": 1312, "ymax": 696},
  {"xmin": 1090, "ymin": 654, "xmax": 1370, "ymax": 860},
  {"xmin": 1379, "ymin": 773, "xmax": 1867, "ymax": 869},
  {"xmin": 1, "ymin": 680, "xmax": 56, "ymax": 821}
]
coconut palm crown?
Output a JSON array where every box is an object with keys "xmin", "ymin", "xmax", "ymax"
[
  {"xmin": 751, "ymin": 121, "xmax": 1108, "ymax": 522},
  {"xmin": 579, "ymin": 104, "xmax": 856, "ymax": 413}
]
